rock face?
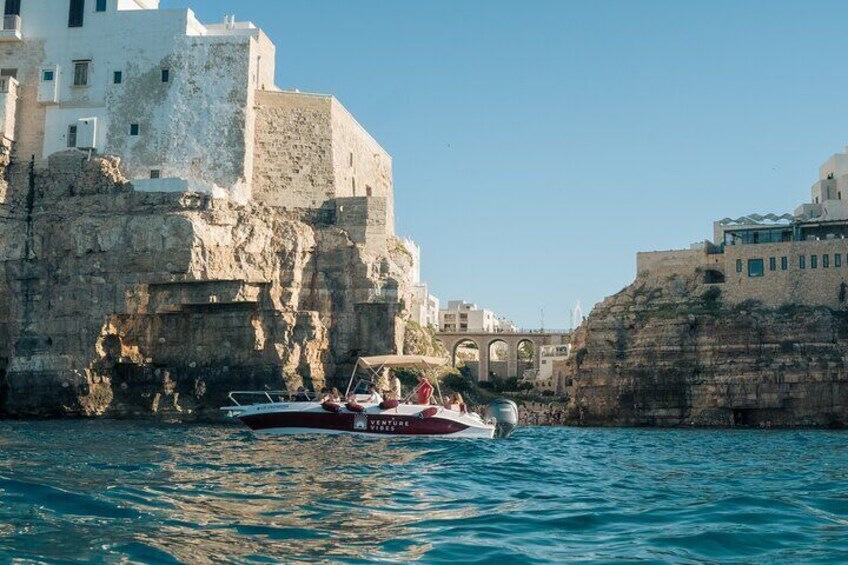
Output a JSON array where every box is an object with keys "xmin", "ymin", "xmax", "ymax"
[
  {"xmin": 565, "ymin": 271, "xmax": 848, "ymax": 427},
  {"xmin": 0, "ymin": 153, "xmax": 415, "ymax": 418}
]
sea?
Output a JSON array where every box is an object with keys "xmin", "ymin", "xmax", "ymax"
[{"xmin": 0, "ymin": 421, "xmax": 846, "ymax": 564}]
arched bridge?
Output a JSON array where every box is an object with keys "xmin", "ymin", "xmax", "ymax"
[{"xmin": 435, "ymin": 331, "xmax": 570, "ymax": 382}]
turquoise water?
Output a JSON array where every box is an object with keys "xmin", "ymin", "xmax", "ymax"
[{"xmin": 0, "ymin": 422, "xmax": 847, "ymax": 564}]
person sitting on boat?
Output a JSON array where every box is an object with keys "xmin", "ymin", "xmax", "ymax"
[
  {"xmin": 364, "ymin": 384, "xmax": 383, "ymax": 404},
  {"xmin": 447, "ymin": 392, "xmax": 467, "ymax": 414},
  {"xmin": 415, "ymin": 374, "xmax": 434, "ymax": 405},
  {"xmin": 383, "ymin": 369, "xmax": 402, "ymax": 400},
  {"xmin": 321, "ymin": 387, "xmax": 342, "ymax": 404},
  {"xmin": 294, "ymin": 386, "xmax": 310, "ymax": 402}
]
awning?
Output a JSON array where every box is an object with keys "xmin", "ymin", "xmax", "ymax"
[{"xmin": 357, "ymin": 355, "xmax": 449, "ymax": 371}]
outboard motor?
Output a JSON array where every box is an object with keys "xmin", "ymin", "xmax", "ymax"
[{"xmin": 486, "ymin": 398, "xmax": 519, "ymax": 438}]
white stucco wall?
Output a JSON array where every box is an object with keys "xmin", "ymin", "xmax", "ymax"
[{"xmin": 3, "ymin": 0, "xmax": 275, "ymax": 199}]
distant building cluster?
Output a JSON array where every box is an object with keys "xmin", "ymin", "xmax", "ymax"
[
  {"xmin": 438, "ymin": 300, "xmax": 518, "ymax": 334},
  {"xmin": 638, "ymin": 147, "xmax": 848, "ymax": 309}
]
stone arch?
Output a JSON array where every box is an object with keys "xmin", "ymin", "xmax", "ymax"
[
  {"xmin": 452, "ymin": 338, "xmax": 480, "ymax": 381},
  {"xmin": 487, "ymin": 339, "xmax": 509, "ymax": 381},
  {"xmin": 516, "ymin": 338, "xmax": 535, "ymax": 378}
]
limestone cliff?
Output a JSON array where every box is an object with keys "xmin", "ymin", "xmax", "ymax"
[
  {"xmin": 0, "ymin": 152, "xmax": 415, "ymax": 418},
  {"xmin": 565, "ymin": 271, "xmax": 848, "ymax": 427}
]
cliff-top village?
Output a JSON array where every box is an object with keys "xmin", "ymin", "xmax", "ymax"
[{"xmin": 0, "ymin": 0, "xmax": 846, "ymax": 429}]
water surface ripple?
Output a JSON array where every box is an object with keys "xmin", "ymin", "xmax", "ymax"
[{"xmin": 0, "ymin": 421, "xmax": 846, "ymax": 563}]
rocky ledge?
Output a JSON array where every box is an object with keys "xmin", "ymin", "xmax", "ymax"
[
  {"xmin": 0, "ymin": 152, "xmax": 415, "ymax": 419},
  {"xmin": 563, "ymin": 271, "xmax": 848, "ymax": 427}
]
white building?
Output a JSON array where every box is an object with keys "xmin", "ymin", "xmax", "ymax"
[
  {"xmin": 410, "ymin": 283, "xmax": 439, "ymax": 328},
  {"xmin": 539, "ymin": 344, "xmax": 570, "ymax": 387},
  {"xmin": 1, "ymin": 0, "xmax": 276, "ymax": 199},
  {"xmin": 439, "ymin": 300, "xmax": 511, "ymax": 333},
  {"xmin": 399, "ymin": 238, "xmax": 440, "ymax": 328}
]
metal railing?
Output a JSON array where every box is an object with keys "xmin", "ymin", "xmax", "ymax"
[
  {"xmin": 1, "ymin": 15, "xmax": 20, "ymax": 32},
  {"xmin": 226, "ymin": 390, "xmax": 317, "ymax": 406}
]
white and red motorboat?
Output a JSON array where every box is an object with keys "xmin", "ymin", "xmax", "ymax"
[{"xmin": 222, "ymin": 355, "xmax": 518, "ymax": 439}]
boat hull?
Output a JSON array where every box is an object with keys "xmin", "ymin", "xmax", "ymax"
[{"xmin": 226, "ymin": 402, "xmax": 495, "ymax": 439}]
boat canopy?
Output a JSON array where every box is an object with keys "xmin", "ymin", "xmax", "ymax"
[{"xmin": 356, "ymin": 355, "xmax": 449, "ymax": 371}]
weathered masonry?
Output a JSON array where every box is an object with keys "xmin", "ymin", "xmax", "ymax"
[{"xmin": 637, "ymin": 147, "xmax": 848, "ymax": 309}]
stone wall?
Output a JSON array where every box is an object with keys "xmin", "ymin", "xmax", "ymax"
[
  {"xmin": 723, "ymin": 240, "xmax": 848, "ymax": 308},
  {"xmin": 252, "ymin": 91, "xmax": 394, "ymax": 232},
  {"xmin": 636, "ymin": 248, "xmax": 716, "ymax": 282},
  {"xmin": 330, "ymin": 101, "xmax": 394, "ymax": 233},
  {"xmin": 252, "ymin": 91, "xmax": 335, "ymax": 208}
]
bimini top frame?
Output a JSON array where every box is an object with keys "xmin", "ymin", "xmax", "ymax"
[{"xmin": 346, "ymin": 355, "xmax": 450, "ymax": 403}]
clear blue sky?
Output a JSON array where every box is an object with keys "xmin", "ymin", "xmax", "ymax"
[{"xmin": 164, "ymin": 0, "xmax": 848, "ymax": 328}]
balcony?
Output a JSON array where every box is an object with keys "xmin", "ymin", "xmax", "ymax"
[{"xmin": 0, "ymin": 15, "xmax": 21, "ymax": 42}]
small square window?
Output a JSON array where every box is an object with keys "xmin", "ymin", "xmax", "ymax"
[
  {"xmin": 42, "ymin": 70, "xmax": 54, "ymax": 82},
  {"xmin": 150, "ymin": 169, "xmax": 160, "ymax": 179},
  {"xmin": 837, "ymin": 254, "xmax": 842, "ymax": 268},
  {"xmin": 800, "ymin": 255, "xmax": 806, "ymax": 270},
  {"xmin": 96, "ymin": 0, "xmax": 107, "ymax": 11},
  {"xmin": 161, "ymin": 69, "xmax": 170, "ymax": 83},
  {"xmin": 781, "ymin": 256, "xmax": 788, "ymax": 270},
  {"xmin": 129, "ymin": 123, "xmax": 139, "ymax": 136},
  {"xmin": 113, "ymin": 71, "xmax": 122, "ymax": 84},
  {"xmin": 67, "ymin": 125, "xmax": 77, "ymax": 148},
  {"xmin": 736, "ymin": 259, "xmax": 743, "ymax": 273},
  {"xmin": 748, "ymin": 259, "xmax": 764, "ymax": 278},
  {"xmin": 823, "ymin": 254, "xmax": 830, "ymax": 268},
  {"xmin": 769, "ymin": 257, "xmax": 776, "ymax": 271},
  {"xmin": 811, "ymin": 255, "xmax": 818, "ymax": 269}
]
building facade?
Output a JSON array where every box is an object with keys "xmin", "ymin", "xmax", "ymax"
[
  {"xmin": 0, "ymin": 0, "xmax": 398, "ymax": 226},
  {"xmin": 438, "ymin": 300, "xmax": 518, "ymax": 333},
  {"xmin": 637, "ymin": 147, "xmax": 848, "ymax": 309}
]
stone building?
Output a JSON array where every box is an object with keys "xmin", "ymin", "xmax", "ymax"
[{"xmin": 637, "ymin": 147, "xmax": 848, "ymax": 309}]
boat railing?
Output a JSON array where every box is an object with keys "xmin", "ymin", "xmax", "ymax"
[{"xmin": 227, "ymin": 390, "xmax": 317, "ymax": 406}]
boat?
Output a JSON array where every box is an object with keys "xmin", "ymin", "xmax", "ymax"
[{"xmin": 221, "ymin": 355, "xmax": 519, "ymax": 439}]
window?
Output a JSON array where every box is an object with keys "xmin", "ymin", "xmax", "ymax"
[
  {"xmin": 0, "ymin": 68, "xmax": 17, "ymax": 79},
  {"xmin": 736, "ymin": 259, "xmax": 743, "ymax": 273},
  {"xmin": 781, "ymin": 256, "xmax": 788, "ymax": 271},
  {"xmin": 42, "ymin": 70, "xmax": 55, "ymax": 82},
  {"xmin": 800, "ymin": 255, "xmax": 806, "ymax": 269},
  {"xmin": 68, "ymin": 0, "xmax": 85, "ymax": 27},
  {"xmin": 748, "ymin": 259, "xmax": 764, "ymax": 278},
  {"xmin": 150, "ymin": 169, "xmax": 160, "ymax": 179},
  {"xmin": 96, "ymin": 0, "xmax": 106, "ymax": 11},
  {"xmin": 73, "ymin": 60, "xmax": 89, "ymax": 86},
  {"xmin": 4, "ymin": 0, "xmax": 20, "ymax": 16},
  {"xmin": 769, "ymin": 257, "xmax": 776, "ymax": 271},
  {"xmin": 67, "ymin": 124, "xmax": 77, "ymax": 148},
  {"xmin": 837, "ymin": 254, "xmax": 842, "ymax": 268},
  {"xmin": 824, "ymin": 254, "xmax": 830, "ymax": 268},
  {"xmin": 113, "ymin": 71, "xmax": 122, "ymax": 84},
  {"xmin": 129, "ymin": 123, "xmax": 139, "ymax": 136},
  {"xmin": 161, "ymin": 68, "xmax": 170, "ymax": 83},
  {"xmin": 811, "ymin": 255, "xmax": 818, "ymax": 269}
]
